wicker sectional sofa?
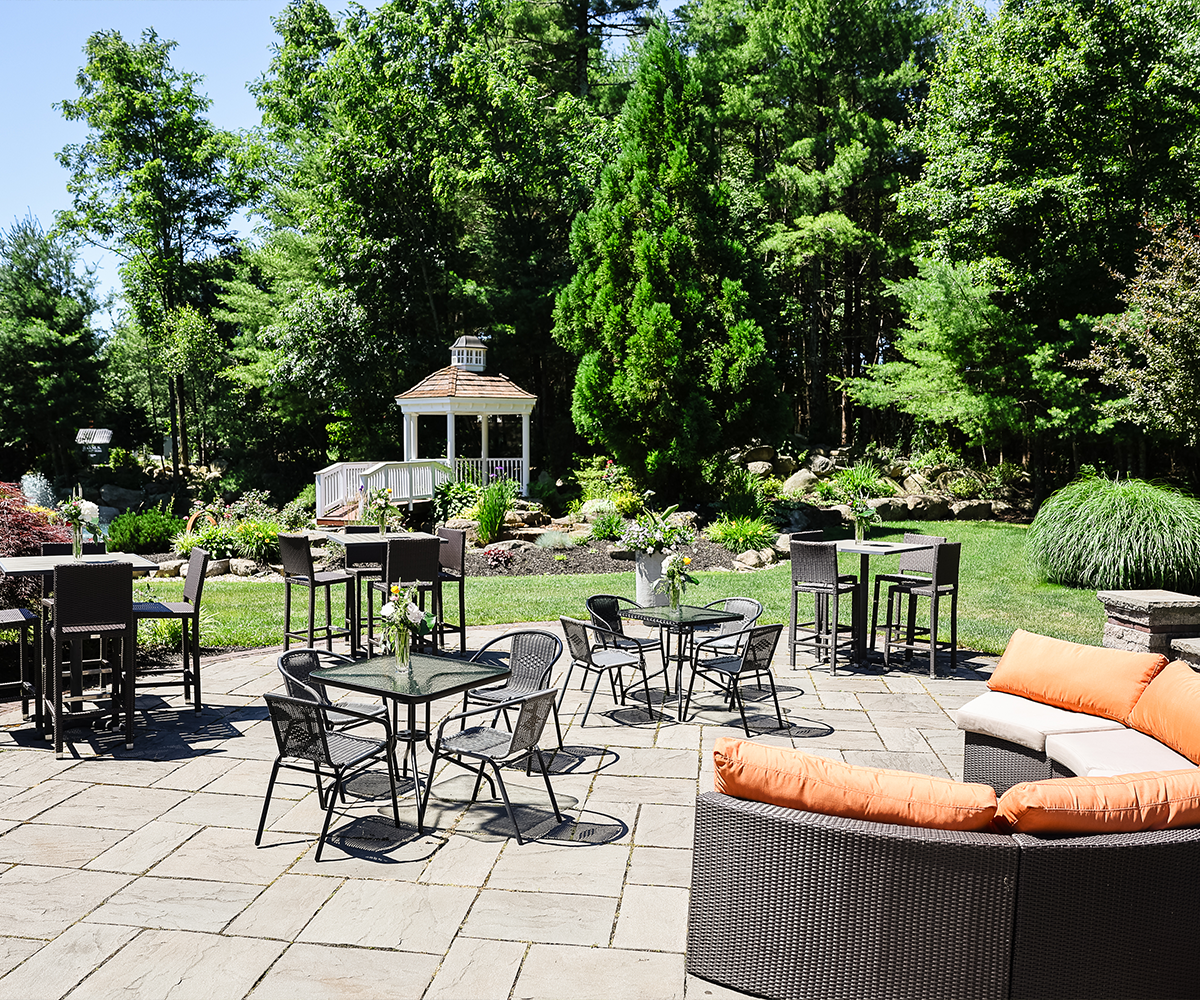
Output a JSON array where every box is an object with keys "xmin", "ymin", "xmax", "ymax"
[{"xmin": 687, "ymin": 633, "xmax": 1200, "ymax": 1000}]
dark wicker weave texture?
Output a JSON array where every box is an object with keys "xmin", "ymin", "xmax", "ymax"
[
  {"xmin": 1011, "ymin": 828, "xmax": 1200, "ymax": 999},
  {"xmin": 962, "ymin": 731, "xmax": 1055, "ymax": 793},
  {"xmin": 688, "ymin": 791, "xmax": 1017, "ymax": 1000}
]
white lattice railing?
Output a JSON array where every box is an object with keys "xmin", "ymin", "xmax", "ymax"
[
  {"xmin": 315, "ymin": 462, "xmax": 373, "ymax": 516},
  {"xmin": 358, "ymin": 461, "xmax": 455, "ymax": 513},
  {"xmin": 454, "ymin": 458, "xmax": 524, "ymax": 488}
]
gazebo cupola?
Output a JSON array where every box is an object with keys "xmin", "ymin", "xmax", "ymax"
[
  {"xmin": 450, "ymin": 334, "xmax": 487, "ymax": 372},
  {"xmin": 395, "ymin": 335, "xmax": 537, "ymax": 494}
]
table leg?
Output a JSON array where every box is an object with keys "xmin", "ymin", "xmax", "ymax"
[
  {"xmin": 855, "ymin": 553, "xmax": 871, "ymax": 663},
  {"xmin": 347, "ymin": 579, "xmax": 358, "ymax": 657},
  {"xmin": 124, "ymin": 629, "xmax": 135, "ymax": 750}
]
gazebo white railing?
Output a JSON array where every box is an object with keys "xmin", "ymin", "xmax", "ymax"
[
  {"xmin": 454, "ymin": 457, "xmax": 524, "ymax": 487},
  {"xmin": 314, "ymin": 460, "xmax": 454, "ymax": 517}
]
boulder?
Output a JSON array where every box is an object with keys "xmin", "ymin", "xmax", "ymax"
[
  {"xmin": 783, "ymin": 469, "xmax": 819, "ymax": 493},
  {"xmin": 746, "ymin": 461, "xmax": 774, "ymax": 478},
  {"xmin": 97, "ymin": 505, "xmax": 120, "ymax": 525},
  {"xmin": 230, "ymin": 558, "xmax": 258, "ymax": 577},
  {"xmin": 991, "ymin": 500, "xmax": 1017, "ymax": 520},
  {"xmin": 508, "ymin": 527, "xmax": 548, "ymax": 543},
  {"xmin": 483, "ymin": 539, "xmax": 536, "ymax": 552},
  {"xmin": 831, "ymin": 504, "xmax": 854, "ymax": 524},
  {"xmin": 608, "ymin": 544, "xmax": 635, "ymax": 561},
  {"xmin": 901, "ymin": 473, "xmax": 930, "ymax": 494},
  {"xmin": 755, "ymin": 546, "xmax": 777, "ymax": 566},
  {"xmin": 742, "ymin": 445, "xmax": 777, "ymax": 465},
  {"xmin": 771, "ymin": 533, "xmax": 792, "ymax": 557},
  {"xmin": 950, "ymin": 500, "xmax": 992, "ymax": 520},
  {"xmin": 100, "ymin": 484, "xmax": 143, "ymax": 510},
  {"xmin": 773, "ymin": 455, "xmax": 797, "ymax": 478},
  {"xmin": 867, "ymin": 498, "xmax": 909, "ymax": 521},
  {"xmin": 906, "ymin": 495, "xmax": 950, "ymax": 520},
  {"xmin": 205, "ymin": 558, "xmax": 230, "ymax": 577},
  {"xmin": 734, "ymin": 549, "xmax": 765, "ymax": 569},
  {"xmin": 154, "ymin": 559, "xmax": 185, "ymax": 578},
  {"xmin": 810, "ymin": 455, "xmax": 836, "ymax": 476}
]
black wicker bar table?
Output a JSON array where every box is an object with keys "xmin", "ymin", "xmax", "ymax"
[
  {"xmin": 620, "ymin": 604, "xmax": 740, "ymax": 721},
  {"xmin": 310, "ymin": 651, "xmax": 509, "ymax": 832}
]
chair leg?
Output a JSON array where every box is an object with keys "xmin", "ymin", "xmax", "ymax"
[
  {"xmin": 829, "ymin": 592, "xmax": 840, "ymax": 676},
  {"xmin": 489, "ymin": 762, "xmax": 524, "ymax": 845},
  {"xmin": 314, "ymin": 769, "xmax": 342, "ymax": 862},
  {"xmin": 870, "ymin": 574, "xmax": 884, "ymax": 652},
  {"xmin": 384, "ymin": 739, "xmax": 401, "ymax": 828},
  {"xmin": 683, "ymin": 663, "xmax": 700, "ymax": 721},
  {"xmin": 581, "ymin": 670, "xmax": 606, "ymax": 726},
  {"xmin": 533, "ymin": 747, "xmax": 563, "ymax": 822},
  {"xmin": 283, "ymin": 580, "xmax": 292, "ymax": 650},
  {"xmin": 790, "ymin": 588, "xmax": 798, "ymax": 668},
  {"xmin": 256, "ymin": 758, "xmax": 283, "ymax": 845},
  {"xmin": 765, "ymin": 670, "xmax": 785, "ymax": 730},
  {"xmin": 732, "ymin": 677, "xmax": 751, "ymax": 737},
  {"xmin": 950, "ymin": 590, "xmax": 958, "ymax": 670},
  {"xmin": 191, "ymin": 614, "xmax": 202, "ymax": 712},
  {"xmin": 929, "ymin": 593, "xmax": 940, "ymax": 678},
  {"xmin": 905, "ymin": 592, "xmax": 918, "ymax": 662}
]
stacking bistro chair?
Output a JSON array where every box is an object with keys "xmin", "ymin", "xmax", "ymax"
[
  {"xmin": 422, "ymin": 689, "xmax": 563, "ymax": 845},
  {"xmin": 585, "ymin": 594, "xmax": 664, "ymax": 690},
  {"xmin": 463, "ymin": 630, "xmax": 565, "ymax": 748},
  {"xmin": 789, "ymin": 540, "xmax": 859, "ymax": 674},
  {"xmin": 869, "ymin": 533, "xmax": 945, "ymax": 652},
  {"xmin": 257, "ymin": 692, "xmax": 400, "ymax": 862},
  {"xmin": 436, "ymin": 527, "xmax": 467, "ymax": 652},
  {"xmin": 278, "ymin": 533, "xmax": 353, "ymax": 652},
  {"xmin": 341, "ymin": 525, "xmax": 385, "ymax": 642},
  {"xmin": 685, "ymin": 623, "xmax": 785, "ymax": 737},
  {"xmin": 559, "ymin": 616, "xmax": 646, "ymax": 726},
  {"xmin": 131, "ymin": 547, "xmax": 210, "ymax": 713},
  {"xmin": 0, "ymin": 607, "xmax": 39, "ymax": 725},
  {"xmin": 693, "ymin": 598, "xmax": 764, "ymax": 660},
  {"xmin": 881, "ymin": 541, "xmax": 961, "ymax": 677},
  {"xmin": 368, "ymin": 537, "xmax": 441, "ymax": 654},
  {"xmin": 42, "ymin": 561, "xmax": 136, "ymax": 756},
  {"xmin": 275, "ymin": 647, "xmax": 386, "ymax": 731}
]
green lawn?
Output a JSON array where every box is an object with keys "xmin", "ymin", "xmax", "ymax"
[{"xmin": 127, "ymin": 519, "xmax": 1106, "ymax": 655}]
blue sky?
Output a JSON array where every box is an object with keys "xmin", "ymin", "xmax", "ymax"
[{"xmin": 0, "ymin": 0, "xmax": 381, "ymax": 316}]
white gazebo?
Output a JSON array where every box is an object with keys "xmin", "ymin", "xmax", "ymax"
[{"xmin": 395, "ymin": 336, "xmax": 537, "ymax": 495}]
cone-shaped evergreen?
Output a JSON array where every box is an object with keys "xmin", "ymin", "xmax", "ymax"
[{"xmin": 553, "ymin": 25, "xmax": 783, "ymax": 497}]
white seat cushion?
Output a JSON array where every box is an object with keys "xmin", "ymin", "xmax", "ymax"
[
  {"xmin": 955, "ymin": 690, "xmax": 1125, "ymax": 752},
  {"xmin": 1045, "ymin": 728, "xmax": 1196, "ymax": 777}
]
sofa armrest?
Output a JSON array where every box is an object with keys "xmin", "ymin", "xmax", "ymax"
[{"xmin": 688, "ymin": 791, "xmax": 1019, "ymax": 1000}]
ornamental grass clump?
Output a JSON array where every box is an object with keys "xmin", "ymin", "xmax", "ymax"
[
  {"xmin": 1026, "ymin": 475, "xmax": 1200, "ymax": 591},
  {"xmin": 703, "ymin": 515, "xmax": 777, "ymax": 553}
]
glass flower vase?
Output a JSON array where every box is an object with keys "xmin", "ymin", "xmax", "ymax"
[
  {"xmin": 669, "ymin": 587, "xmax": 681, "ymax": 611},
  {"xmin": 71, "ymin": 524, "xmax": 83, "ymax": 559},
  {"xmin": 394, "ymin": 626, "xmax": 411, "ymax": 669},
  {"xmin": 854, "ymin": 518, "xmax": 866, "ymax": 541}
]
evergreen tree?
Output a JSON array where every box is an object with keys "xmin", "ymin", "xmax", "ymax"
[{"xmin": 553, "ymin": 25, "xmax": 783, "ymax": 497}]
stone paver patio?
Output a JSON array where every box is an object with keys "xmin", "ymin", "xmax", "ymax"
[{"xmin": 0, "ymin": 622, "xmax": 996, "ymax": 999}]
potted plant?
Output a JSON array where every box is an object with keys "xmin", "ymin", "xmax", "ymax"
[{"xmin": 619, "ymin": 506, "xmax": 696, "ymax": 606}]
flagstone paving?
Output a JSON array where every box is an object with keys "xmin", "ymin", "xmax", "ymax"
[{"xmin": 0, "ymin": 622, "xmax": 996, "ymax": 999}]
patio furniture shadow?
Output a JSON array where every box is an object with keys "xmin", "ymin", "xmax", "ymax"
[{"xmin": 498, "ymin": 743, "xmax": 617, "ymax": 775}]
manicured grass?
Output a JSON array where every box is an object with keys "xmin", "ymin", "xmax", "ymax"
[{"xmin": 130, "ymin": 519, "xmax": 1107, "ymax": 655}]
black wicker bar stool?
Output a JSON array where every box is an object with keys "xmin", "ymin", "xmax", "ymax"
[
  {"xmin": 341, "ymin": 525, "xmax": 385, "ymax": 643},
  {"xmin": 435, "ymin": 527, "xmax": 467, "ymax": 652},
  {"xmin": 881, "ymin": 541, "xmax": 961, "ymax": 677},
  {"xmin": 42, "ymin": 561, "xmax": 136, "ymax": 756},
  {"xmin": 278, "ymin": 534, "xmax": 353, "ymax": 652},
  {"xmin": 0, "ymin": 607, "xmax": 40, "ymax": 725},
  {"xmin": 131, "ymin": 547, "xmax": 210, "ymax": 713},
  {"xmin": 868, "ymin": 532, "xmax": 945, "ymax": 651},
  {"xmin": 367, "ymin": 537, "xmax": 441, "ymax": 654},
  {"xmin": 789, "ymin": 540, "xmax": 859, "ymax": 673}
]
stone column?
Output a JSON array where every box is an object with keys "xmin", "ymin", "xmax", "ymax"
[{"xmin": 1097, "ymin": 590, "xmax": 1200, "ymax": 656}]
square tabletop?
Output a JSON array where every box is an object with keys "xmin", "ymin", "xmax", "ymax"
[
  {"xmin": 317, "ymin": 530, "xmax": 446, "ymax": 546},
  {"xmin": 621, "ymin": 604, "xmax": 741, "ymax": 629},
  {"xmin": 835, "ymin": 540, "xmax": 935, "ymax": 556},
  {"xmin": 311, "ymin": 652, "xmax": 509, "ymax": 705},
  {"xmin": 0, "ymin": 552, "xmax": 159, "ymax": 577}
]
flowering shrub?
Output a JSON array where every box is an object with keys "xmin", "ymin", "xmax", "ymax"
[
  {"xmin": 619, "ymin": 506, "xmax": 695, "ymax": 554},
  {"xmin": 234, "ymin": 520, "xmax": 280, "ymax": 562},
  {"xmin": 0, "ymin": 482, "xmax": 69, "ymax": 608},
  {"xmin": 483, "ymin": 547, "xmax": 515, "ymax": 570}
]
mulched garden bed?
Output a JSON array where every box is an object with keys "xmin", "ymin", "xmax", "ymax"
[{"xmin": 463, "ymin": 538, "xmax": 742, "ymax": 577}]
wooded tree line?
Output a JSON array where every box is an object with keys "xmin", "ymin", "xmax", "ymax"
[{"xmin": 4, "ymin": 0, "xmax": 1200, "ymax": 503}]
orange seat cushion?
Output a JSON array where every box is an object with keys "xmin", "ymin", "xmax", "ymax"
[
  {"xmin": 1127, "ymin": 661, "xmax": 1200, "ymax": 764},
  {"xmin": 988, "ymin": 629, "xmax": 1167, "ymax": 723},
  {"xmin": 712, "ymin": 737, "xmax": 997, "ymax": 832},
  {"xmin": 995, "ymin": 769, "xmax": 1200, "ymax": 834}
]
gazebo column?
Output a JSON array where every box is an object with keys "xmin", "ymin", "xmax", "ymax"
[
  {"xmin": 480, "ymin": 413, "xmax": 490, "ymax": 480},
  {"xmin": 446, "ymin": 411, "xmax": 456, "ymax": 477},
  {"xmin": 521, "ymin": 412, "xmax": 530, "ymax": 495},
  {"xmin": 403, "ymin": 412, "xmax": 419, "ymax": 462}
]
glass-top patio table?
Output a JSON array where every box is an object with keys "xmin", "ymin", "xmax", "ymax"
[
  {"xmin": 620, "ymin": 604, "xmax": 741, "ymax": 721},
  {"xmin": 310, "ymin": 652, "xmax": 510, "ymax": 832}
]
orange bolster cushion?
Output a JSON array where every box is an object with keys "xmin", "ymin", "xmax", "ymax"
[
  {"xmin": 1127, "ymin": 661, "xmax": 1200, "ymax": 764},
  {"xmin": 995, "ymin": 769, "xmax": 1200, "ymax": 834},
  {"xmin": 988, "ymin": 629, "xmax": 1167, "ymax": 723},
  {"xmin": 712, "ymin": 737, "xmax": 997, "ymax": 832}
]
